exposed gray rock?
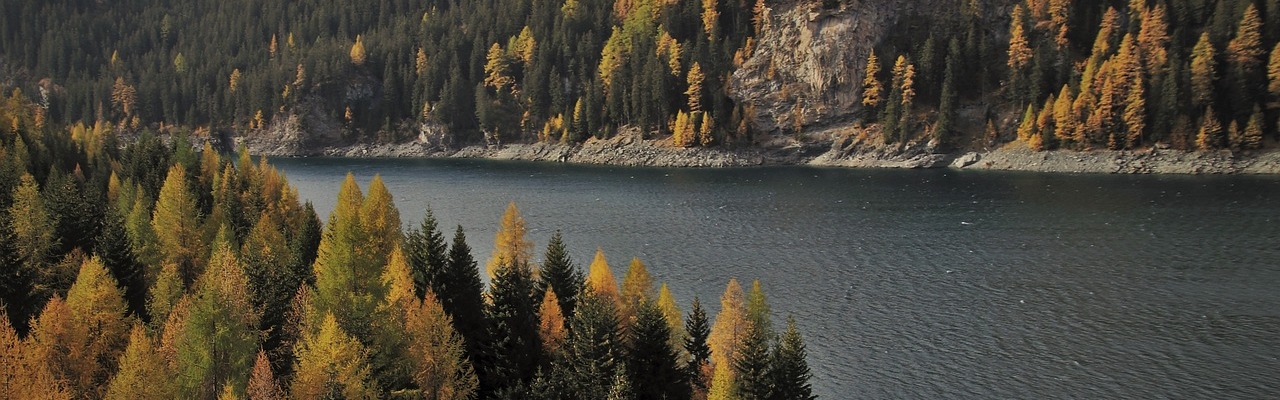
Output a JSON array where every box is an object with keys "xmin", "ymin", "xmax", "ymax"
[{"xmin": 951, "ymin": 152, "xmax": 980, "ymax": 168}]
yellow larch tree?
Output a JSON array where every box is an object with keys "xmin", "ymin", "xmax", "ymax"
[
  {"xmin": 1227, "ymin": 4, "xmax": 1264, "ymax": 74},
  {"xmin": 1123, "ymin": 75, "xmax": 1146, "ymax": 149},
  {"xmin": 1190, "ymin": 32, "xmax": 1217, "ymax": 110},
  {"xmin": 486, "ymin": 202, "xmax": 534, "ymax": 277},
  {"xmin": 539, "ymin": 289, "xmax": 567, "ymax": 355},
  {"xmin": 1137, "ymin": 5, "xmax": 1170, "ymax": 73},
  {"xmin": 58, "ymin": 256, "xmax": 133, "ymax": 397},
  {"xmin": 350, "ymin": 35, "xmax": 367, "ymax": 66},
  {"xmin": 585, "ymin": 248, "xmax": 621, "ymax": 305},
  {"xmin": 1007, "ymin": 5, "xmax": 1032, "ymax": 72},
  {"xmin": 360, "ymin": 174, "xmax": 401, "ymax": 272},
  {"xmin": 861, "ymin": 52, "xmax": 882, "ymax": 110},
  {"xmin": 686, "ymin": 62, "xmax": 705, "ymax": 112},
  {"xmin": 290, "ymin": 313, "xmax": 378, "ymax": 399},
  {"xmin": 403, "ymin": 291, "xmax": 478, "ymax": 400},
  {"xmin": 707, "ymin": 278, "xmax": 746, "ymax": 371},
  {"xmin": 619, "ymin": 257, "xmax": 655, "ymax": 323},
  {"xmin": 152, "ymin": 164, "xmax": 207, "ymax": 285},
  {"xmin": 1, "ymin": 308, "xmax": 73, "ymax": 400},
  {"xmin": 104, "ymin": 324, "xmax": 174, "ymax": 399},
  {"xmin": 1048, "ymin": 0, "xmax": 1070, "ymax": 47},
  {"xmin": 1268, "ymin": 42, "xmax": 1280, "ymax": 99},
  {"xmin": 416, "ymin": 47, "xmax": 429, "ymax": 76}
]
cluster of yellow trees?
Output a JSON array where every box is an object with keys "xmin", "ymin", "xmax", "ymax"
[{"xmin": 0, "ymin": 86, "xmax": 813, "ymax": 397}]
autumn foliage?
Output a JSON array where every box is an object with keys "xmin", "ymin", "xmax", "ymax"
[{"xmin": 0, "ymin": 95, "xmax": 813, "ymax": 399}]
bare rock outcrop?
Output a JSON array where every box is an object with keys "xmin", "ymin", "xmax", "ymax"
[{"xmin": 730, "ymin": 0, "xmax": 1015, "ymax": 133}]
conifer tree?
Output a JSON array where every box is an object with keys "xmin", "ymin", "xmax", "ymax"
[
  {"xmin": 1053, "ymin": 85, "xmax": 1076, "ymax": 147},
  {"xmin": 706, "ymin": 362, "xmax": 736, "ymax": 400},
  {"xmin": 1191, "ymin": 32, "xmax": 1217, "ymax": 110},
  {"xmin": 687, "ymin": 63, "xmax": 706, "ymax": 112},
  {"xmin": 487, "ymin": 202, "xmax": 534, "ymax": 278},
  {"xmin": 152, "ymin": 164, "xmax": 205, "ymax": 285},
  {"xmin": 147, "ymin": 263, "xmax": 184, "ymax": 328},
  {"xmin": 350, "ymin": 35, "xmax": 367, "ymax": 66},
  {"xmin": 1048, "ymin": 0, "xmax": 1071, "ymax": 48},
  {"xmin": 360, "ymin": 175, "xmax": 401, "ymax": 270},
  {"xmin": 684, "ymin": 296, "xmax": 713, "ymax": 398},
  {"xmin": 96, "ymin": 207, "xmax": 146, "ymax": 317},
  {"xmin": 1242, "ymin": 108, "xmax": 1265, "ymax": 150},
  {"xmin": 1123, "ymin": 76, "xmax": 1147, "ymax": 149},
  {"xmin": 1, "ymin": 308, "xmax": 72, "ymax": 400},
  {"xmin": 586, "ymin": 248, "xmax": 621, "ymax": 305},
  {"xmin": 708, "ymin": 278, "xmax": 747, "ymax": 372},
  {"xmin": 405, "ymin": 291, "xmax": 479, "ymax": 400},
  {"xmin": 439, "ymin": 225, "xmax": 487, "ymax": 366},
  {"xmin": 1197, "ymin": 107, "xmax": 1224, "ymax": 150},
  {"xmin": 538, "ymin": 230, "xmax": 582, "ymax": 319},
  {"xmin": 627, "ymin": 301, "xmax": 690, "ymax": 400},
  {"xmin": 484, "ymin": 251, "xmax": 542, "ymax": 395},
  {"xmin": 1268, "ymin": 42, "xmax": 1280, "ymax": 99},
  {"xmin": 539, "ymin": 289, "xmax": 567, "ymax": 356},
  {"xmin": 406, "ymin": 208, "xmax": 449, "ymax": 300},
  {"xmin": 559, "ymin": 292, "xmax": 624, "ymax": 398},
  {"xmin": 1017, "ymin": 104, "xmax": 1037, "ymax": 143},
  {"xmin": 246, "ymin": 351, "xmax": 284, "ymax": 400},
  {"xmin": 735, "ymin": 280, "xmax": 773, "ymax": 399},
  {"xmin": 312, "ymin": 173, "xmax": 381, "ymax": 341},
  {"xmin": 9, "ymin": 172, "xmax": 56, "ymax": 281},
  {"xmin": 1007, "ymin": 4, "xmax": 1033, "ymax": 106},
  {"xmin": 372, "ymin": 245, "xmax": 416, "ymax": 392},
  {"xmin": 656, "ymin": 283, "xmax": 686, "ymax": 351},
  {"xmin": 935, "ymin": 43, "xmax": 959, "ymax": 142},
  {"xmin": 1228, "ymin": 5, "xmax": 1265, "ymax": 74},
  {"xmin": 861, "ymin": 52, "xmax": 883, "ymax": 115},
  {"xmin": 290, "ymin": 313, "xmax": 378, "ymax": 399},
  {"xmin": 57, "ymin": 256, "xmax": 133, "ymax": 397},
  {"xmin": 1138, "ymin": 5, "xmax": 1170, "ymax": 74},
  {"xmin": 767, "ymin": 317, "xmax": 815, "ymax": 400},
  {"xmin": 173, "ymin": 246, "xmax": 261, "ymax": 398},
  {"xmin": 619, "ymin": 257, "xmax": 655, "ymax": 328},
  {"xmin": 105, "ymin": 324, "xmax": 173, "ymax": 399}
]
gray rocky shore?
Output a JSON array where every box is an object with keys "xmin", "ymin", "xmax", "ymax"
[{"xmin": 241, "ymin": 128, "xmax": 1280, "ymax": 175}]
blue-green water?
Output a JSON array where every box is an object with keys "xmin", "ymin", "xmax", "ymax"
[{"xmin": 272, "ymin": 157, "xmax": 1280, "ymax": 398}]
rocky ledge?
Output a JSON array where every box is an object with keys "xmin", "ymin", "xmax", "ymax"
[
  {"xmin": 245, "ymin": 126, "xmax": 1280, "ymax": 174},
  {"xmin": 949, "ymin": 145, "xmax": 1280, "ymax": 174}
]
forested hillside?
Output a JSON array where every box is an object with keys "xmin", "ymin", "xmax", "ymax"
[
  {"xmin": 0, "ymin": 93, "xmax": 815, "ymax": 398},
  {"xmin": 2, "ymin": 0, "xmax": 1280, "ymax": 153}
]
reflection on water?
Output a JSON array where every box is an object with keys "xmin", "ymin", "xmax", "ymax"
[{"xmin": 272, "ymin": 157, "xmax": 1280, "ymax": 398}]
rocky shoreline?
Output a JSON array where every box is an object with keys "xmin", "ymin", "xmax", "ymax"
[{"xmin": 242, "ymin": 130, "xmax": 1280, "ymax": 175}]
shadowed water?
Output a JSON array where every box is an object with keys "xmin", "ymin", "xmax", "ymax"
[{"xmin": 271, "ymin": 157, "xmax": 1280, "ymax": 399}]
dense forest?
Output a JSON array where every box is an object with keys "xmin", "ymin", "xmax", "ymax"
[
  {"xmin": 4, "ymin": 0, "xmax": 1280, "ymax": 151},
  {"xmin": 0, "ymin": 93, "xmax": 815, "ymax": 398},
  {"xmin": 858, "ymin": 0, "xmax": 1280, "ymax": 151},
  {"xmin": 0, "ymin": 0, "xmax": 755, "ymax": 147}
]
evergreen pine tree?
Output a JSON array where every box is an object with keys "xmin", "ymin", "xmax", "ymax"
[
  {"xmin": 766, "ymin": 317, "xmax": 815, "ymax": 400},
  {"xmin": 439, "ymin": 225, "xmax": 488, "ymax": 374},
  {"xmin": 406, "ymin": 207, "xmax": 449, "ymax": 300},
  {"xmin": 685, "ymin": 296, "xmax": 713, "ymax": 398},
  {"xmin": 628, "ymin": 301, "xmax": 690, "ymax": 400},
  {"xmin": 483, "ymin": 256, "xmax": 542, "ymax": 395},
  {"xmin": 539, "ymin": 230, "xmax": 583, "ymax": 319}
]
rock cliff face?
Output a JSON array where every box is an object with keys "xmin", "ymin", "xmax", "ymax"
[{"xmin": 730, "ymin": 0, "xmax": 1014, "ymax": 133}]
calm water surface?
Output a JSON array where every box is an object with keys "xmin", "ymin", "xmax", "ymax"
[{"xmin": 271, "ymin": 157, "xmax": 1280, "ymax": 399}]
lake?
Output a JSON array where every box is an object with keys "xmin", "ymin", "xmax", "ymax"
[{"xmin": 270, "ymin": 157, "xmax": 1280, "ymax": 398}]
